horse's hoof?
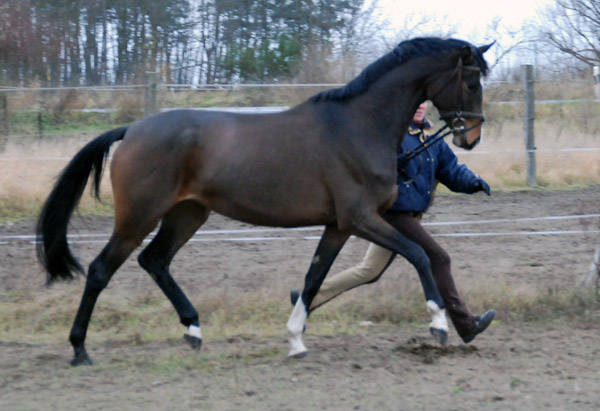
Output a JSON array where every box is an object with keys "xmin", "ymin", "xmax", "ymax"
[
  {"xmin": 288, "ymin": 350, "xmax": 308, "ymax": 359},
  {"xmin": 184, "ymin": 334, "xmax": 202, "ymax": 350},
  {"xmin": 288, "ymin": 333, "xmax": 308, "ymax": 358},
  {"xmin": 70, "ymin": 351, "xmax": 93, "ymax": 366},
  {"xmin": 429, "ymin": 327, "xmax": 448, "ymax": 345}
]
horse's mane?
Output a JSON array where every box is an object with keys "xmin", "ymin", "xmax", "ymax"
[{"xmin": 310, "ymin": 37, "xmax": 489, "ymax": 103}]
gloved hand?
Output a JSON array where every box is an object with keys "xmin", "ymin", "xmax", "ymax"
[{"xmin": 472, "ymin": 178, "xmax": 491, "ymax": 196}]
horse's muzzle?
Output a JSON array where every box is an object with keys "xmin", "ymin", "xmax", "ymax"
[{"xmin": 452, "ymin": 118, "xmax": 483, "ymax": 150}]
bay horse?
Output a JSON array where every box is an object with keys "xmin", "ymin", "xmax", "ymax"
[{"xmin": 37, "ymin": 37, "xmax": 492, "ymax": 365}]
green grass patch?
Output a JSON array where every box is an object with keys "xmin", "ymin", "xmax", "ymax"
[{"xmin": 7, "ymin": 110, "xmax": 122, "ymax": 138}]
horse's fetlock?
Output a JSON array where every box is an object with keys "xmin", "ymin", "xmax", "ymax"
[
  {"xmin": 69, "ymin": 332, "xmax": 84, "ymax": 348},
  {"xmin": 180, "ymin": 311, "xmax": 199, "ymax": 327}
]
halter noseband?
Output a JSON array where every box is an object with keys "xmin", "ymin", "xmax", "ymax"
[{"xmin": 429, "ymin": 58, "xmax": 485, "ymax": 129}]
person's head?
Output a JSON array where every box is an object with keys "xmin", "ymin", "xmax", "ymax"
[{"xmin": 413, "ymin": 101, "xmax": 428, "ymax": 123}]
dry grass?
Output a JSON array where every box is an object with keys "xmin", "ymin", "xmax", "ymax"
[
  {"xmin": 484, "ymin": 79, "xmax": 596, "ymax": 103},
  {"xmin": 452, "ymin": 120, "xmax": 600, "ymax": 190},
  {"xmin": 1, "ymin": 278, "xmax": 598, "ymax": 345},
  {"xmin": 1, "ymin": 115, "xmax": 598, "ymax": 219},
  {"xmin": 0, "ymin": 133, "xmax": 116, "ymax": 218},
  {"xmin": 160, "ymin": 85, "xmax": 330, "ymax": 109},
  {"xmin": 0, "ymin": 89, "xmax": 600, "ymax": 218}
]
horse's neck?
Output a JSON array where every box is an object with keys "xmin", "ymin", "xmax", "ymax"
[
  {"xmin": 351, "ymin": 78, "xmax": 423, "ymax": 148},
  {"xmin": 352, "ymin": 55, "xmax": 454, "ymax": 146}
]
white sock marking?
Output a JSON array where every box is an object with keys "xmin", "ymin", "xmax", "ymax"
[
  {"xmin": 286, "ymin": 298, "xmax": 308, "ymax": 356},
  {"xmin": 187, "ymin": 325, "xmax": 202, "ymax": 339},
  {"xmin": 426, "ymin": 300, "xmax": 448, "ymax": 332}
]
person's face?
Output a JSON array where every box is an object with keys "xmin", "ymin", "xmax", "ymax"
[{"xmin": 413, "ymin": 102, "xmax": 428, "ymax": 123}]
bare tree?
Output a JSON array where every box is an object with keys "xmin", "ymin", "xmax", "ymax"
[
  {"xmin": 539, "ymin": 0, "xmax": 600, "ymax": 67},
  {"xmin": 482, "ymin": 18, "xmax": 529, "ymax": 74},
  {"xmin": 383, "ymin": 11, "xmax": 457, "ymax": 48}
]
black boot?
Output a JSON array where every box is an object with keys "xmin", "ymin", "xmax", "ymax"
[{"xmin": 461, "ymin": 309, "xmax": 496, "ymax": 343}]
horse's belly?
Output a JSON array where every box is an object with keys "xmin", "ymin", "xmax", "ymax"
[
  {"xmin": 210, "ymin": 199, "xmax": 335, "ymax": 228},
  {"xmin": 194, "ymin": 180, "xmax": 334, "ymax": 227}
]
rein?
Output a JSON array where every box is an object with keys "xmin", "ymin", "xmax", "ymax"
[
  {"xmin": 401, "ymin": 124, "xmax": 451, "ymax": 163},
  {"xmin": 397, "ymin": 121, "xmax": 481, "ymax": 184},
  {"xmin": 401, "ymin": 118, "xmax": 482, "ymax": 162}
]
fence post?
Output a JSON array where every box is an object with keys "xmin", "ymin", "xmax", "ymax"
[
  {"xmin": 522, "ymin": 64, "xmax": 537, "ymax": 188},
  {"xmin": 582, "ymin": 246, "xmax": 600, "ymax": 291},
  {"xmin": 145, "ymin": 72, "xmax": 158, "ymax": 117},
  {"xmin": 594, "ymin": 66, "xmax": 600, "ymax": 100},
  {"xmin": 37, "ymin": 111, "xmax": 43, "ymax": 137},
  {"xmin": 0, "ymin": 93, "xmax": 7, "ymax": 151}
]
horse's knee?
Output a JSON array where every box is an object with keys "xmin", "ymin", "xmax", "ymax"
[{"xmin": 86, "ymin": 259, "xmax": 112, "ymax": 290}]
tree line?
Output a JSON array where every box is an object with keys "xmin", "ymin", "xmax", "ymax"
[
  {"xmin": 0, "ymin": 0, "xmax": 366, "ymax": 86},
  {"xmin": 1, "ymin": 0, "xmax": 598, "ymax": 87}
]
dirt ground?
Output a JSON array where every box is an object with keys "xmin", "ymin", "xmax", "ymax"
[{"xmin": 1, "ymin": 186, "xmax": 600, "ymax": 410}]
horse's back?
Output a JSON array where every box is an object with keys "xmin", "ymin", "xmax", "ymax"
[{"xmin": 109, "ymin": 108, "xmax": 338, "ymax": 227}]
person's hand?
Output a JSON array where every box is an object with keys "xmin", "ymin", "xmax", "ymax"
[{"xmin": 473, "ymin": 178, "xmax": 491, "ymax": 196}]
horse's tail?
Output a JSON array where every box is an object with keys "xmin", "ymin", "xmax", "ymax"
[{"xmin": 36, "ymin": 126, "xmax": 128, "ymax": 284}]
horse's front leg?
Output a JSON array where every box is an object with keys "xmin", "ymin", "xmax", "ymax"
[
  {"xmin": 353, "ymin": 213, "xmax": 448, "ymax": 344},
  {"xmin": 287, "ymin": 224, "xmax": 349, "ymax": 357}
]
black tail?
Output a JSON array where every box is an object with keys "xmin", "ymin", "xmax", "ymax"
[{"xmin": 36, "ymin": 126, "xmax": 128, "ymax": 284}]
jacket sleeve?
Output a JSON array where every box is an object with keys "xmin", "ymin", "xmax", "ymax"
[{"xmin": 434, "ymin": 142, "xmax": 481, "ymax": 193}]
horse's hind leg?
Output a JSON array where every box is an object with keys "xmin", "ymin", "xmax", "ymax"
[
  {"xmin": 70, "ymin": 232, "xmax": 149, "ymax": 366},
  {"xmin": 138, "ymin": 200, "xmax": 210, "ymax": 349}
]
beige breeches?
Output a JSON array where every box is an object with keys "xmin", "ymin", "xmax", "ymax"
[{"xmin": 310, "ymin": 242, "xmax": 395, "ymax": 309}]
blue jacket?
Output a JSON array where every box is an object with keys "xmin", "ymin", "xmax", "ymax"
[{"xmin": 391, "ymin": 121, "xmax": 481, "ymax": 213}]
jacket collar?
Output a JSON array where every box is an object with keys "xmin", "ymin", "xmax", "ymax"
[{"xmin": 408, "ymin": 119, "xmax": 433, "ymax": 143}]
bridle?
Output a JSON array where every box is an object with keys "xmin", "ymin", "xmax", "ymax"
[
  {"xmin": 429, "ymin": 57, "xmax": 485, "ymax": 132},
  {"xmin": 398, "ymin": 59, "xmax": 486, "ymax": 184}
]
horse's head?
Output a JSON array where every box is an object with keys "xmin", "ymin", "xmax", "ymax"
[{"xmin": 426, "ymin": 42, "xmax": 493, "ymax": 150}]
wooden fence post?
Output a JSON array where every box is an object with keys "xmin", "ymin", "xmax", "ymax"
[
  {"xmin": 582, "ymin": 246, "xmax": 600, "ymax": 291},
  {"xmin": 594, "ymin": 66, "xmax": 600, "ymax": 100},
  {"xmin": 145, "ymin": 72, "xmax": 158, "ymax": 117},
  {"xmin": 37, "ymin": 110, "xmax": 44, "ymax": 137},
  {"xmin": 0, "ymin": 93, "xmax": 7, "ymax": 151},
  {"xmin": 522, "ymin": 64, "xmax": 537, "ymax": 188}
]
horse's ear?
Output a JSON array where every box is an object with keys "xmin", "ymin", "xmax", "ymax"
[
  {"xmin": 460, "ymin": 45, "xmax": 473, "ymax": 65},
  {"xmin": 478, "ymin": 41, "xmax": 495, "ymax": 55}
]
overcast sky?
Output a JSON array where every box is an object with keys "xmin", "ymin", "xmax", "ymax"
[{"xmin": 371, "ymin": 0, "xmax": 551, "ymax": 41}]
